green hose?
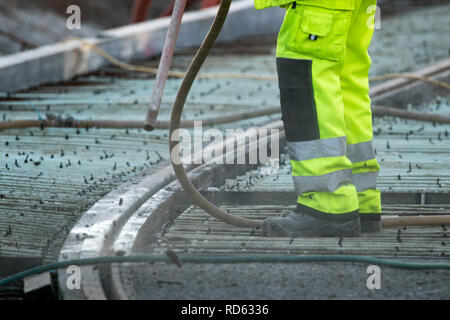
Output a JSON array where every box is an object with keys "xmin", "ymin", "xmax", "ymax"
[{"xmin": 1, "ymin": 254, "xmax": 449, "ymax": 288}]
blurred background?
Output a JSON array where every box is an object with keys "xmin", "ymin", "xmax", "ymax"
[
  {"xmin": 0, "ymin": 0, "xmax": 189, "ymax": 55},
  {"xmin": 0, "ymin": 0, "xmax": 448, "ymax": 56}
]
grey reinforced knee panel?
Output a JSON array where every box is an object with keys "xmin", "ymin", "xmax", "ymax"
[{"xmin": 277, "ymin": 58, "xmax": 319, "ymax": 142}]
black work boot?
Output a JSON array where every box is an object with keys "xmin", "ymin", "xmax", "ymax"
[
  {"xmin": 263, "ymin": 209, "xmax": 361, "ymax": 237},
  {"xmin": 360, "ymin": 213, "xmax": 382, "ymax": 233}
]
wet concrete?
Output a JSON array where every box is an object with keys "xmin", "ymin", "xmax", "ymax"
[{"xmin": 124, "ymin": 262, "xmax": 450, "ymax": 300}]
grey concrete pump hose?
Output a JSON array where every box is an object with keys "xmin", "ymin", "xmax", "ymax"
[{"xmin": 169, "ymin": 0, "xmax": 263, "ymax": 229}]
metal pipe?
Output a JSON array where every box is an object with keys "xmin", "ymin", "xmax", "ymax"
[
  {"xmin": 169, "ymin": 0, "xmax": 264, "ymax": 229},
  {"xmin": 382, "ymin": 215, "xmax": 450, "ymax": 228},
  {"xmin": 2, "ymin": 104, "xmax": 450, "ymax": 132},
  {"xmin": 144, "ymin": 0, "xmax": 188, "ymax": 131},
  {"xmin": 0, "ymin": 107, "xmax": 280, "ymax": 131},
  {"xmin": 372, "ymin": 106, "xmax": 450, "ymax": 123}
]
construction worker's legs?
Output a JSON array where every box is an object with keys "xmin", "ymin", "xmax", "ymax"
[
  {"xmin": 341, "ymin": 0, "xmax": 381, "ymax": 232},
  {"xmin": 263, "ymin": 2, "xmax": 361, "ymax": 236}
]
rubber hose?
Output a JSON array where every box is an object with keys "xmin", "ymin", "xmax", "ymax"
[
  {"xmin": 169, "ymin": 0, "xmax": 263, "ymax": 229},
  {"xmin": 1, "ymin": 254, "xmax": 450, "ymax": 287}
]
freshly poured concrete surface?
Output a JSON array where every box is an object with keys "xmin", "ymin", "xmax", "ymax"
[{"xmin": 123, "ymin": 262, "xmax": 450, "ymax": 300}]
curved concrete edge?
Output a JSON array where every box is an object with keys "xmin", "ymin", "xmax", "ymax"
[
  {"xmin": 109, "ymin": 164, "xmax": 252, "ymax": 300},
  {"xmin": 58, "ymin": 159, "xmax": 204, "ymax": 299},
  {"xmin": 58, "ymin": 120, "xmax": 283, "ymax": 299},
  {"xmin": 0, "ymin": 1, "xmax": 285, "ymax": 93},
  {"xmin": 114, "ymin": 121, "xmax": 284, "ymax": 256},
  {"xmin": 110, "ymin": 165, "xmax": 231, "ymax": 300},
  {"xmin": 110, "ymin": 128, "xmax": 286, "ymax": 300},
  {"xmin": 57, "ymin": 162, "xmax": 177, "ymax": 300}
]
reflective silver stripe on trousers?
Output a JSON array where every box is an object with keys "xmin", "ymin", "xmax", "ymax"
[
  {"xmin": 288, "ymin": 136, "xmax": 347, "ymax": 162},
  {"xmin": 292, "ymin": 169, "xmax": 352, "ymax": 194},
  {"xmin": 347, "ymin": 140, "xmax": 376, "ymax": 163},
  {"xmin": 352, "ymin": 171, "xmax": 378, "ymax": 192}
]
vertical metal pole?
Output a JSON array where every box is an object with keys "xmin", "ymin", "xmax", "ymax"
[{"xmin": 144, "ymin": 0, "xmax": 188, "ymax": 131}]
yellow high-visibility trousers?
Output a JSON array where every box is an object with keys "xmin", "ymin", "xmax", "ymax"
[{"xmin": 273, "ymin": 0, "xmax": 381, "ymax": 222}]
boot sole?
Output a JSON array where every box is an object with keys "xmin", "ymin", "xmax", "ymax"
[{"xmin": 263, "ymin": 219, "xmax": 361, "ymax": 237}]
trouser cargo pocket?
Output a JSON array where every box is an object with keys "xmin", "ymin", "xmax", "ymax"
[{"xmin": 281, "ymin": 4, "xmax": 353, "ymax": 61}]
